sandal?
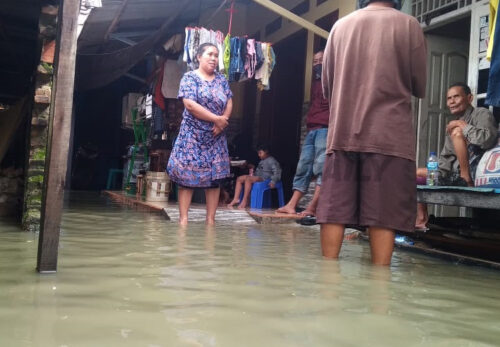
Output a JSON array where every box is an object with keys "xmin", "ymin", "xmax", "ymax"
[{"xmin": 296, "ymin": 215, "xmax": 317, "ymax": 226}]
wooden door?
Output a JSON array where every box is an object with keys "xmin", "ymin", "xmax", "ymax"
[{"xmin": 417, "ymin": 34, "xmax": 469, "ymax": 167}]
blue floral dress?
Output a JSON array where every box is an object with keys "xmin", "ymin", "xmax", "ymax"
[{"xmin": 167, "ymin": 71, "xmax": 233, "ymax": 188}]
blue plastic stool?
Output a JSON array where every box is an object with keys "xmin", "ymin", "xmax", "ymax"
[
  {"xmin": 249, "ymin": 180, "xmax": 285, "ymax": 209},
  {"xmin": 106, "ymin": 169, "xmax": 123, "ymax": 190}
]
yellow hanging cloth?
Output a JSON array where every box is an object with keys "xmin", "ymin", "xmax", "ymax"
[
  {"xmin": 223, "ymin": 33, "xmax": 231, "ymax": 78},
  {"xmin": 487, "ymin": 0, "xmax": 499, "ymax": 61}
]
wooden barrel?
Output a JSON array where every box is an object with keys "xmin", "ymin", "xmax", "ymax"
[{"xmin": 145, "ymin": 171, "xmax": 170, "ymax": 202}]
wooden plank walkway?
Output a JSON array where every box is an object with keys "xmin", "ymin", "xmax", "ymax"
[{"xmin": 103, "ymin": 191, "xmax": 302, "ymax": 225}]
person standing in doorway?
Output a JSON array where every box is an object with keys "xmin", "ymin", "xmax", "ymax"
[
  {"xmin": 167, "ymin": 43, "xmax": 233, "ymax": 226},
  {"xmin": 318, "ymin": 0, "xmax": 427, "ymax": 265},
  {"xmin": 276, "ymin": 50, "xmax": 329, "ymax": 217}
]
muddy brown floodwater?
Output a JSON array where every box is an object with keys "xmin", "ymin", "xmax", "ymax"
[{"xmin": 1, "ymin": 193, "xmax": 500, "ymax": 346}]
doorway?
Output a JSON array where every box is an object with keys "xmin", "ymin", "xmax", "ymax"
[
  {"xmin": 417, "ymin": 15, "xmax": 471, "ymax": 167},
  {"xmin": 418, "ymin": 15, "xmax": 471, "ymax": 217},
  {"xmin": 259, "ymin": 30, "xmax": 307, "ymax": 199}
]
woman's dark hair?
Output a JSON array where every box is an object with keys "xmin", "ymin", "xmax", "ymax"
[{"xmin": 194, "ymin": 43, "xmax": 219, "ymax": 67}]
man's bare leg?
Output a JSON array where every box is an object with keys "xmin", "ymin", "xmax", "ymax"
[
  {"xmin": 368, "ymin": 227, "xmax": 395, "ymax": 265},
  {"xmin": 450, "ymin": 127, "xmax": 473, "ymax": 185},
  {"xmin": 178, "ymin": 187, "xmax": 194, "ymax": 226},
  {"xmin": 415, "ymin": 203, "xmax": 428, "ymax": 229},
  {"xmin": 415, "ymin": 167, "xmax": 428, "ymax": 228},
  {"xmin": 276, "ymin": 190, "xmax": 304, "ymax": 214},
  {"xmin": 239, "ymin": 176, "xmax": 263, "ymax": 208},
  {"xmin": 299, "ymin": 186, "xmax": 321, "ymax": 216},
  {"xmin": 228, "ymin": 176, "xmax": 246, "ymax": 207},
  {"xmin": 205, "ymin": 187, "xmax": 220, "ymax": 225},
  {"xmin": 320, "ymin": 223, "xmax": 345, "ymax": 258}
]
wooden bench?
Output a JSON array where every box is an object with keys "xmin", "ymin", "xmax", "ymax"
[{"xmin": 417, "ymin": 185, "xmax": 500, "ymax": 209}]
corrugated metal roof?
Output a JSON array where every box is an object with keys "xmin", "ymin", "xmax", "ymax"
[{"xmin": 78, "ymin": 0, "xmax": 238, "ymax": 51}]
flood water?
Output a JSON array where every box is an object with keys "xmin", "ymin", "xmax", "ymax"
[{"xmin": 1, "ymin": 193, "xmax": 500, "ymax": 346}]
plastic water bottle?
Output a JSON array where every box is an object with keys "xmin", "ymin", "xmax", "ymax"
[
  {"xmin": 395, "ymin": 234, "xmax": 414, "ymax": 246},
  {"xmin": 426, "ymin": 152, "xmax": 439, "ymax": 186}
]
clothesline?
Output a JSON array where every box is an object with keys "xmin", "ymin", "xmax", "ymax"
[{"xmin": 182, "ymin": 26, "xmax": 276, "ymax": 91}]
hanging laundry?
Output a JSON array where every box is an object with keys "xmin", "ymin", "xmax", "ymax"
[
  {"xmin": 257, "ymin": 45, "xmax": 276, "ymax": 91},
  {"xmin": 154, "ymin": 63, "xmax": 166, "ymax": 110},
  {"xmin": 161, "ymin": 59, "xmax": 184, "ymax": 99},
  {"xmin": 266, "ymin": 46, "xmax": 277, "ymax": 90},
  {"xmin": 152, "ymin": 105, "xmax": 164, "ymax": 135},
  {"xmin": 255, "ymin": 42, "xmax": 265, "ymax": 70},
  {"xmin": 200, "ymin": 27, "xmax": 211, "ymax": 46},
  {"xmin": 245, "ymin": 39, "xmax": 257, "ymax": 78},
  {"xmin": 255, "ymin": 42, "xmax": 268, "ymax": 82},
  {"xmin": 229, "ymin": 36, "xmax": 245, "ymax": 82},
  {"xmin": 181, "ymin": 27, "xmax": 276, "ymax": 89},
  {"xmin": 216, "ymin": 31, "xmax": 225, "ymax": 72},
  {"xmin": 163, "ymin": 33, "xmax": 183, "ymax": 54},
  {"xmin": 143, "ymin": 94, "xmax": 153, "ymax": 119},
  {"xmin": 240, "ymin": 37, "xmax": 247, "ymax": 64},
  {"xmin": 192, "ymin": 28, "xmax": 200, "ymax": 66},
  {"xmin": 183, "ymin": 27, "xmax": 192, "ymax": 66},
  {"xmin": 223, "ymin": 33, "xmax": 231, "ymax": 78},
  {"xmin": 183, "ymin": 27, "xmax": 228, "ymax": 72},
  {"xmin": 210, "ymin": 29, "xmax": 217, "ymax": 45}
]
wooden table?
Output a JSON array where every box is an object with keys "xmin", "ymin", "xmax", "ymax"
[{"xmin": 417, "ymin": 185, "xmax": 500, "ymax": 209}]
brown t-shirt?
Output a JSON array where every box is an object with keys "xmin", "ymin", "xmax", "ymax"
[{"xmin": 322, "ymin": 7, "xmax": 427, "ymax": 161}]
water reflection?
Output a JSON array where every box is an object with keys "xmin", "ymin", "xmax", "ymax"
[{"xmin": 1, "ymin": 193, "xmax": 500, "ymax": 346}]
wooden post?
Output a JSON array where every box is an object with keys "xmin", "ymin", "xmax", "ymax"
[
  {"xmin": 251, "ymin": 0, "xmax": 330, "ymax": 39},
  {"xmin": 37, "ymin": 0, "xmax": 80, "ymax": 273}
]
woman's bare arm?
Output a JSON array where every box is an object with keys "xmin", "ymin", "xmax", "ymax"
[{"xmin": 183, "ymin": 98, "xmax": 229, "ymax": 130}]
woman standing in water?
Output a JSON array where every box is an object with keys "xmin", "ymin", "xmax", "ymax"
[{"xmin": 167, "ymin": 43, "xmax": 233, "ymax": 225}]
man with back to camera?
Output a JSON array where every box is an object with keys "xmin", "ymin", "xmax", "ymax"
[
  {"xmin": 415, "ymin": 83, "xmax": 498, "ymax": 229},
  {"xmin": 276, "ymin": 50, "xmax": 329, "ymax": 218},
  {"xmin": 317, "ymin": 0, "xmax": 427, "ymax": 265}
]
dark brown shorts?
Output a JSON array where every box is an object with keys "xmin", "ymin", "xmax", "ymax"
[{"xmin": 316, "ymin": 151, "xmax": 416, "ymax": 232}]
